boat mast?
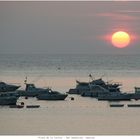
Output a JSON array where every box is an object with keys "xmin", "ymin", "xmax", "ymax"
[{"xmin": 24, "ymin": 76, "xmax": 27, "ymax": 85}]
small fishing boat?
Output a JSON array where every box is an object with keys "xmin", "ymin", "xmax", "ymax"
[
  {"xmin": 26, "ymin": 105, "xmax": 40, "ymax": 108},
  {"xmin": 110, "ymin": 104, "xmax": 124, "ymax": 107},
  {"xmin": 98, "ymin": 92, "xmax": 131, "ymax": 101},
  {"xmin": 127, "ymin": 104, "xmax": 140, "ymax": 107},
  {"xmin": 9, "ymin": 105, "xmax": 24, "ymax": 108}
]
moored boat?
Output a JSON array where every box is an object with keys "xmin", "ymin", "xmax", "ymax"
[
  {"xmin": 110, "ymin": 104, "xmax": 124, "ymax": 107},
  {"xmin": 68, "ymin": 75, "xmax": 121, "ymax": 95},
  {"xmin": 26, "ymin": 105, "xmax": 40, "ymax": 108},
  {"xmin": 36, "ymin": 89, "xmax": 68, "ymax": 100},
  {"xmin": 9, "ymin": 105, "xmax": 24, "ymax": 108},
  {"xmin": 127, "ymin": 104, "xmax": 140, "ymax": 107}
]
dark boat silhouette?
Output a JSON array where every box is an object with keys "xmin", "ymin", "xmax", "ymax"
[
  {"xmin": 128, "ymin": 87, "xmax": 140, "ymax": 100},
  {"xmin": 0, "ymin": 92, "xmax": 18, "ymax": 105},
  {"xmin": 68, "ymin": 75, "xmax": 121, "ymax": 97},
  {"xmin": 0, "ymin": 82, "xmax": 20, "ymax": 92},
  {"xmin": 36, "ymin": 89, "xmax": 68, "ymax": 100},
  {"xmin": 18, "ymin": 78, "xmax": 68, "ymax": 100},
  {"xmin": 18, "ymin": 83, "xmax": 50, "ymax": 97}
]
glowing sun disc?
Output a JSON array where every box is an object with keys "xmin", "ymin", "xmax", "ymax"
[{"xmin": 111, "ymin": 31, "xmax": 130, "ymax": 48}]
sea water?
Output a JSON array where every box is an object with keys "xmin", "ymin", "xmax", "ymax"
[{"xmin": 0, "ymin": 53, "xmax": 140, "ymax": 135}]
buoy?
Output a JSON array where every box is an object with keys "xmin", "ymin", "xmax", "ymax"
[
  {"xmin": 25, "ymin": 96, "xmax": 28, "ymax": 99},
  {"xmin": 21, "ymin": 102, "xmax": 24, "ymax": 106},
  {"xmin": 71, "ymin": 97, "xmax": 74, "ymax": 100}
]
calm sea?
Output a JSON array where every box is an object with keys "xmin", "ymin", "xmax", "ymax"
[
  {"xmin": 0, "ymin": 53, "xmax": 140, "ymax": 91},
  {"xmin": 1, "ymin": 53, "xmax": 140, "ymax": 76},
  {"xmin": 0, "ymin": 53, "xmax": 140, "ymax": 135}
]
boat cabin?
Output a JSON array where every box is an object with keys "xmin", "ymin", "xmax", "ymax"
[
  {"xmin": 25, "ymin": 84, "xmax": 36, "ymax": 91},
  {"xmin": 135, "ymin": 87, "xmax": 140, "ymax": 94}
]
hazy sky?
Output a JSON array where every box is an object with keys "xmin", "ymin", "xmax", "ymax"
[{"xmin": 1, "ymin": 1, "xmax": 140, "ymax": 54}]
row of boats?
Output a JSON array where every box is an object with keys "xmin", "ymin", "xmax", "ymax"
[
  {"xmin": 0, "ymin": 75, "xmax": 140, "ymax": 105},
  {"xmin": 68, "ymin": 76, "xmax": 140, "ymax": 101},
  {"xmin": 0, "ymin": 80, "xmax": 68, "ymax": 105}
]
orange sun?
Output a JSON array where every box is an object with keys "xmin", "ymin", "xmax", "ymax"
[{"xmin": 111, "ymin": 31, "xmax": 130, "ymax": 48}]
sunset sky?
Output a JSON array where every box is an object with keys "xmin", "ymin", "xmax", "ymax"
[{"xmin": 0, "ymin": 1, "xmax": 140, "ymax": 54}]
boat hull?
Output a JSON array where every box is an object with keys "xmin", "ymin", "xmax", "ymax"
[
  {"xmin": 68, "ymin": 89, "xmax": 80, "ymax": 94},
  {"xmin": 0, "ymin": 97, "xmax": 18, "ymax": 105},
  {"xmin": 110, "ymin": 104, "xmax": 124, "ymax": 107},
  {"xmin": 0, "ymin": 85, "xmax": 20, "ymax": 93},
  {"xmin": 18, "ymin": 89, "xmax": 50, "ymax": 97},
  {"xmin": 128, "ymin": 93, "xmax": 140, "ymax": 100},
  {"xmin": 81, "ymin": 91, "xmax": 98, "ymax": 97},
  {"xmin": 127, "ymin": 104, "xmax": 140, "ymax": 107},
  {"xmin": 18, "ymin": 90, "xmax": 39, "ymax": 97},
  {"xmin": 37, "ymin": 94, "xmax": 68, "ymax": 100},
  {"xmin": 98, "ymin": 94, "xmax": 131, "ymax": 101}
]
